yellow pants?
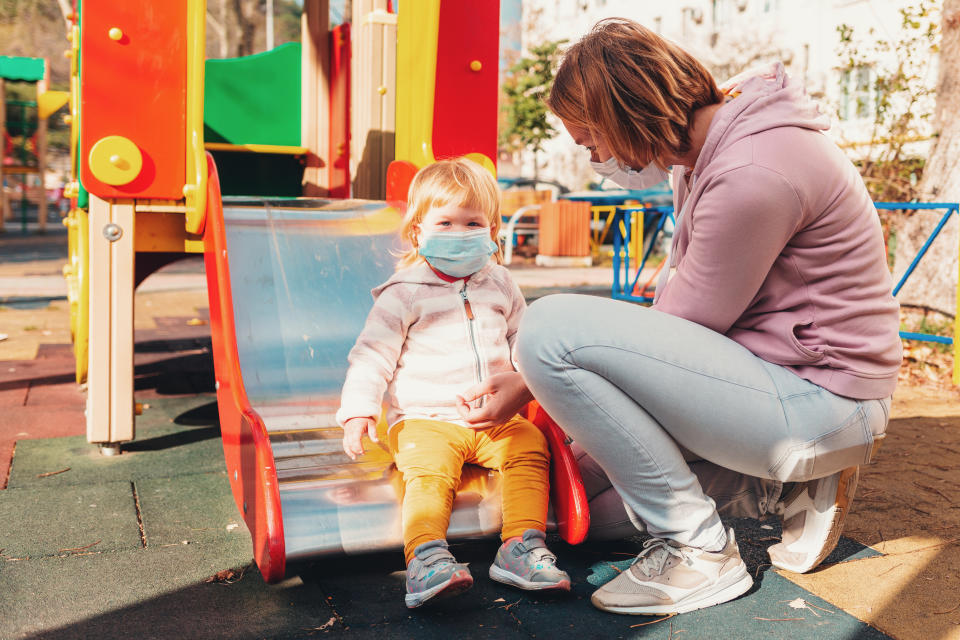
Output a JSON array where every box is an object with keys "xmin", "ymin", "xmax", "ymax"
[{"xmin": 389, "ymin": 416, "xmax": 550, "ymax": 565}]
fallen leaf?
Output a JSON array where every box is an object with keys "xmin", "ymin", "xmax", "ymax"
[
  {"xmin": 59, "ymin": 540, "xmax": 101, "ymax": 553},
  {"xmin": 205, "ymin": 568, "xmax": 246, "ymax": 584},
  {"xmin": 37, "ymin": 467, "xmax": 70, "ymax": 478},
  {"xmin": 630, "ymin": 613, "xmax": 676, "ymax": 628},
  {"xmin": 318, "ymin": 617, "xmax": 336, "ymax": 630}
]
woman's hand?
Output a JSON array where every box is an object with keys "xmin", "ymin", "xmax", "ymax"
[
  {"xmin": 342, "ymin": 416, "xmax": 378, "ymax": 460},
  {"xmin": 456, "ymin": 371, "xmax": 534, "ymax": 429}
]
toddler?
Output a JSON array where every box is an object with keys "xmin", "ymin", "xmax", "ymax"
[{"xmin": 336, "ymin": 158, "xmax": 570, "ymax": 608}]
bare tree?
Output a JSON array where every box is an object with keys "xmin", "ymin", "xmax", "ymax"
[
  {"xmin": 231, "ymin": 0, "xmax": 258, "ymax": 57},
  {"xmin": 207, "ymin": 0, "xmax": 230, "ymax": 58},
  {"xmin": 893, "ymin": 0, "xmax": 960, "ymax": 317}
]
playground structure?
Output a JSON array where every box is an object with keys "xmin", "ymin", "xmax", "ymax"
[
  {"xmin": 66, "ymin": 0, "xmax": 588, "ymax": 582},
  {"xmin": 0, "ymin": 55, "xmax": 69, "ymax": 233}
]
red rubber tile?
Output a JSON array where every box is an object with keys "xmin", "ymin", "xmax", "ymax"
[
  {"xmin": 0, "ymin": 359, "xmax": 76, "ymax": 385},
  {"xmin": 24, "ymin": 381, "xmax": 85, "ymax": 407},
  {"xmin": 34, "ymin": 344, "xmax": 76, "ymax": 360},
  {"xmin": 0, "ymin": 386, "xmax": 28, "ymax": 407}
]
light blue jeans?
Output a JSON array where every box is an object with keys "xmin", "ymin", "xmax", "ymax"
[{"xmin": 517, "ymin": 295, "xmax": 891, "ymax": 550}]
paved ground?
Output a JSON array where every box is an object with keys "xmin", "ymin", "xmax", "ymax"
[{"xmin": 1, "ymin": 227, "xmax": 958, "ymax": 639}]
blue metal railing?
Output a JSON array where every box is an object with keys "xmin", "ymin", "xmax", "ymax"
[
  {"xmin": 611, "ymin": 205, "xmax": 674, "ymax": 303},
  {"xmin": 609, "ymin": 201, "xmax": 960, "ymax": 347}
]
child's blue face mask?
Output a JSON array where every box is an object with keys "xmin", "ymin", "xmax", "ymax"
[{"xmin": 418, "ymin": 228, "xmax": 498, "ymax": 278}]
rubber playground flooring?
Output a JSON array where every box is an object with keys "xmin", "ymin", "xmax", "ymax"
[
  {"xmin": 0, "ymin": 394, "xmax": 890, "ymax": 640},
  {"xmin": 5, "ymin": 323, "xmax": 952, "ymax": 640},
  {"xmin": 3, "ymin": 231, "xmax": 960, "ymax": 639}
]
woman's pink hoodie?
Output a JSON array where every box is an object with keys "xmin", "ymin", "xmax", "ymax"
[{"xmin": 654, "ymin": 63, "xmax": 902, "ymax": 399}]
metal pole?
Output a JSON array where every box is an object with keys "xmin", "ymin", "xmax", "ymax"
[
  {"xmin": 266, "ymin": 0, "xmax": 275, "ymax": 50},
  {"xmin": 0, "ymin": 78, "xmax": 6, "ymax": 232}
]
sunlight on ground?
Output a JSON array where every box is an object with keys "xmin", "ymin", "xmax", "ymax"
[{"xmin": 784, "ymin": 535, "xmax": 960, "ymax": 640}]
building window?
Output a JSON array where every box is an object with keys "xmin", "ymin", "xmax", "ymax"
[
  {"xmin": 839, "ymin": 66, "xmax": 873, "ymax": 120},
  {"xmin": 713, "ymin": 0, "xmax": 734, "ymax": 28}
]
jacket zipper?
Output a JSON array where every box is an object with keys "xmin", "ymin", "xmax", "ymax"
[{"xmin": 460, "ymin": 283, "xmax": 484, "ymax": 408}]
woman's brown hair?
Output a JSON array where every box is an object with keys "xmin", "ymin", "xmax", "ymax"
[{"xmin": 547, "ymin": 18, "xmax": 722, "ymax": 169}]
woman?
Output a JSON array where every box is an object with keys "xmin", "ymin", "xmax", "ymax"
[{"xmin": 457, "ymin": 18, "xmax": 901, "ymax": 615}]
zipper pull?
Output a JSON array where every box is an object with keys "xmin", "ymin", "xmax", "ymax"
[{"xmin": 460, "ymin": 288, "xmax": 474, "ymax": 320}]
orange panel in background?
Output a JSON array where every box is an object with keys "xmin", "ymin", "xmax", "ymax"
[
  {"xmin": 538, "ymin": 201, "xmax": 591, "ymax": 258},
  {"xmin": 79, "ymin": 1, "xmax": 187, "ymax": 199}
]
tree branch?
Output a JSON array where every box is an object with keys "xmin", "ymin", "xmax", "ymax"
[{"xmin": 55, "ymin": 0, "xmax": 72, "ymax": 25}]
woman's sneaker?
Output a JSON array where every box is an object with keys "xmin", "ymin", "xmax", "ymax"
[
  {"xmin": 768, "ymin": 466, "xmax": 859, "ymax": 574},
  {"xmin": 489, "ymin": 529, "xmax": 571, "ymax": 591},
  {"xmin": 404, "ymin": 540, "xmax": 473, "ymax": 608},
  {"xmin": 590, "ymin": 528, "xmax": 753, "ymax": 615}
]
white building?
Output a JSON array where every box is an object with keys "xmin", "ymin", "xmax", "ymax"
[{"xmin": 513, "ymin": 0, "xmax": 939, "ymax": 189}]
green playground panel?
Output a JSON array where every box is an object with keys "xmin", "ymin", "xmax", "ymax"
[
  {"xmin": 204, "ymin": 43, "xmax": 301, "ymax": 147},
  {"xmin": 0, "ymin": 56, "xmax": 45, "ymax": 83}
]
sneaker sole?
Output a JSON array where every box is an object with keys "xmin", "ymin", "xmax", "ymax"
[
  {"xmin": 592, "ymin": 564, "xmax": 754, "ymax": 615},
  {"xmin": 405, "ymin": 570, "xmax": 474, "ymax": 608},
  {"xmin": 770, "ymin": 467, "xmax": 858, "ymax": 574},
  {"xmin": 489, "ymin": 565, "xmax": 571, "ymax": 591}
]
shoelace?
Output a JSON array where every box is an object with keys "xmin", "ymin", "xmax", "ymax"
[{"xmin": 631, "ymin": 538, "xmax": 686, "ymax": 578}]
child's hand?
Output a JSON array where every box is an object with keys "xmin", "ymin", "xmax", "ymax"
[{"xmin": 342, "ymin": 417, "xmax": 378, "ymax": 460}]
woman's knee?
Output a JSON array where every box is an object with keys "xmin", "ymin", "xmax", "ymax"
[{"xmin": 517, "ymin": 294, "xmax": 588, "ymax": 372}]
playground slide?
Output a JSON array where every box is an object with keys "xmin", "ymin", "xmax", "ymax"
[{"xmin": 202, "ymin": 158, "xmax": 588, "ymax": 583}]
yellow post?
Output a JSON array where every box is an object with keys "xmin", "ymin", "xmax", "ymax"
[
  {"xmin": 393, "ymin": 0, "xmax": 439, "ymax": 171},
  {"xmin": 36, "ymin": 65, "xmax": 48, "ymax": 233},
  {"xmin": 955, "ymin": 203, "xmax": 960, "ymax": 385},
  {"xmin": 182, "ymin": 0, "xmax": 208, "ymax": 234},
  {"xmin": 631, "ymin": 207, "xmax": 643, "ymax": 269}
]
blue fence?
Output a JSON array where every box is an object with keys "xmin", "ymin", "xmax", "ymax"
[{"xmin": 610, "ymin": 201, "xmax": 960, "ymax": 348}]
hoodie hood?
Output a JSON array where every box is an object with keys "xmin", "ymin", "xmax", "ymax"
[{"xmin": 693, "ymin": 62, "xmax": 830, "ymax": 177}]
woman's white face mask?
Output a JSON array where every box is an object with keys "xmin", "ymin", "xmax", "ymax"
[{"xmin": 591, "ymin": 157, "xmax": 671, "ymax": 190}]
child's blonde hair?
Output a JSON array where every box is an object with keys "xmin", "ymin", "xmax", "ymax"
[{"xmin": 397, "ymin": 158, "xmax": 504, "ymax": 270}]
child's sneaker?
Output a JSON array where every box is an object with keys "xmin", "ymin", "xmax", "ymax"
[
  {"xmin": 489, "ymin": 529, "xmax": 571, "ymax": 591},
  {"xmin": 590, "ymin": 528, "xmax": 753, "ymax": 615},
  {"xmin": 404, "ymin": 539, "xmax": 473, "ymax": 608}
]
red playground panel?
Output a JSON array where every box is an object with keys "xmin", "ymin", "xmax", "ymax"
[{"xmin": 79, "ymin": 1, "xmax": 187, "ymax": 199}]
